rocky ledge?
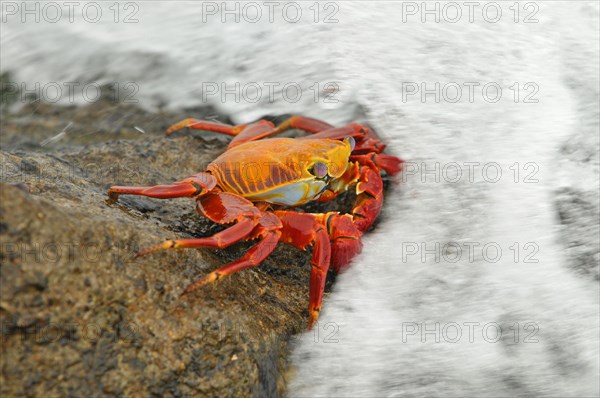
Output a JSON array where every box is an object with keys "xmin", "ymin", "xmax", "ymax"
[{"xmin": 0, "ymin": 98, "xmax": 355, "ymax": 397}]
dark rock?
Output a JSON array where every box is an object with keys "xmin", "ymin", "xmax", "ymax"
[{"xmin": 0, "ymin": 101, "xmax": 329, "ymax": 397}]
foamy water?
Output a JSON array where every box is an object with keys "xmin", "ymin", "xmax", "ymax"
[{"xmin": 2, "ymin": 2, "xmax": 598, "ymax": 396}]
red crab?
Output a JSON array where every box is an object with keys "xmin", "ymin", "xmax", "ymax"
[{"xmin": 108, "ymin": 116, "xmax": 402, "ymax": 328}]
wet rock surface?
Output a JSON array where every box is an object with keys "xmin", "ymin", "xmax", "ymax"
[{"xmin": 0, "ymin": 99, "xmax": 349, "ymax": 397}]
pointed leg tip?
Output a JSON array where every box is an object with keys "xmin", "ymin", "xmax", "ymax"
[
  {"xmin": 135, "ymin": 248, "xmax": 153, "ymax": 258},
  {"xmin": 166, "ymin": 119, "xmax": 194, "ymax": 136},
  {"xmin": 136, "ymin": 241, "xmax": 174, "ymax": 258},
  {"xmin": 307, "ymin": 310, "xmax": 320, "ymax": 330},
  {"xmin": 180, "ymin": 272, "xmax": 221, "ymax": 297},
  {"xmin": 165, "ymin": 124, "xmax": 182, "ymax": 136},
  {"xmin": 181, "ymin": 282, "xmax": 202, "ymax": 297},
  {"xmin": 107, "ymin": 191, "xmax": 120, "ymax": 202},
  {"xmin": 134, "ymin": 249, "xmax": 156, "ymax": 259}
]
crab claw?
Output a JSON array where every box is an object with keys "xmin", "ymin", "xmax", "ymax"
[
  {"xmin": 327, "ymin": 213, "xmax": 363, "ymax": 274},
  {"xmin": 350, "ymin": 153, "xmax": 403, "ymax": 176}
]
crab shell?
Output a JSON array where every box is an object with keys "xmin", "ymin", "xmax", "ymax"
[{"xmin": 207, "ymin": 137, "xmax": 354, "ymax": 206}]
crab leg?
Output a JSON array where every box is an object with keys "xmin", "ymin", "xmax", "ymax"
[
  {"xmin": 291, "ymin": 167, "xmax": 387, "ymax": 275},
  {"xmin": 182, "ymin": 229, "xmax": 281, "ymax": 294},
  {"xmin": 326, "ymin": 213, "xmax": 363, "ymax": 274},
  {"xmin": 166, "ymin": 119, "xmax": 246, "ymax": 136},
  {"xmin": 297, "ymin": 123, "xmax": 366, "ymax": 141},
  {"xmin": 228, "ymin": 116, "xmax": 335, "ymax": 146},
  {"xmin": 136, "ymin": 218, "xmax": 257, "ymax": 257},
  {"xmin": 275, "ymin": 211, "xmax": 333, "ymax": 328},
  {"xmin": 293, "ymin": 121, "xmax": 394, "ymax": 155},
  {"xmin": 142, "ymin": 191, "xmax": 282, "ymax": 294},
  {"xmin": 166, "ymin": 116, "xmax": 393, "ymax": 158},
  {"xmin": 167, "ymin": 115, "xmax": 335, "ymax": 145},
  {"xmin": 166, "ymin": 118, "xmax": 279, "ymax": 147},
  {"xmin": 227, "ymin": 120, "xmax": 276, "ymax": 147},
  {"xmin": 272, "ymin": 115, "xmax": 334, "ymax": 134},
  {"xmin": 351, "ymin": 153, "xmax": 403, "ymax": 176},
  {"xmin": 351, "ymin": 166, "xmax": 385, "ymax": 233},
  {"xmin": 307, "ymin": 227, "xmax": 331, "ymax": 328},
  {"xmin": 315, "ymin": 167, "xmax": 388, "ymax": 274},
  {"xmin": 108, "ymin": 172, "xmax": 217, "ymax": 201}
]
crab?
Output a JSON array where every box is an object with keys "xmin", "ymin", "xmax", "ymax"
[{"xmin": 108, "ymin": 115, "xmax": 402, "ymax": 328}]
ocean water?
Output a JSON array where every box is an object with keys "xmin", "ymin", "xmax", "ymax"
[{"xmin": 2, "ymin": 2, "xmax": 598, "ymax": 396}]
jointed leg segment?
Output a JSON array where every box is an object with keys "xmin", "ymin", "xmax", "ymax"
[
  {"xmin": 108, "ymin": 172, "xmax": 217, "ymax": 201},
  {"xmin": 136, "ymin": 218, "xmax": 257, "ymax": 257},
  {"xmin": 182, "ymin": 229, "xmax": 281, "ymax": 294},
  {"xmin": 166, "ymin": 119, "xmax": 246, "ymax": 136},
  {"xmin": 166, "ymin": 115, "xmax": 340, "ymax": 148}
]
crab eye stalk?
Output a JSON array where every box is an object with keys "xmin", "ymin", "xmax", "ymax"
[
  {"xmin": 310, "ymin": 162, "xmax": 328, "ymax": 179},
  {"xmin": 344, "ymin": 136, "xmax": 356, "ymax": 151}
]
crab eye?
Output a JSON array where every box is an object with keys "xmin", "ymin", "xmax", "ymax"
[
  {"xmin": 311, "ymin": 162, "xmax": 328, "ymax": 178},
  {"xmin": 344, "ymin": 136, "xmax": 356, "ymax": 151}
]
